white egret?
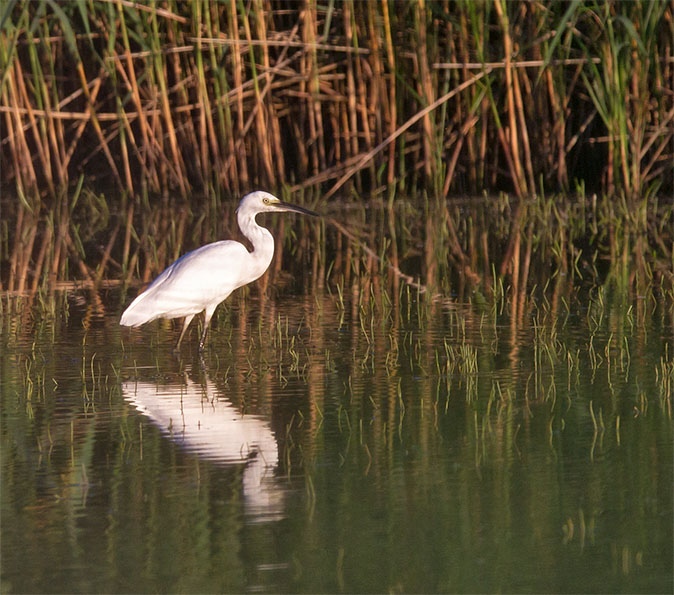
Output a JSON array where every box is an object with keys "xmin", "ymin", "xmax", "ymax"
[{"xmin": 120, "ymin": 191, "xmax": 318, "ymax": 349}]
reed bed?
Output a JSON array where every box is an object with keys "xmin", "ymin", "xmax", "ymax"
[
  {"xmin": 2, "ymin": 0, "xmax": 672, "ymax": 199},
  {"xmin": 1, "ymin": 1, "xmax": 672, "ymax": 291}
]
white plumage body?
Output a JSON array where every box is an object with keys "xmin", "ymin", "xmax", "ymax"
[
  {"xmin": 120, "ymin": 191, "xmax": 317, "ymax": 349},
  {"xmin": 119, "ymin": 239, "xmax": 269, "ymax": 326}
]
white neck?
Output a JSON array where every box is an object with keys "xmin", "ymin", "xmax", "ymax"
[{"xmin": 238, "ymin": 210, "xmax": 275, "ymax": 278}]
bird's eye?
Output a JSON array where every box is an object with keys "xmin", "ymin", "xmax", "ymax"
[{"xmin": 263, "ymin": 198, "xmax": 270, "ymax": 204}]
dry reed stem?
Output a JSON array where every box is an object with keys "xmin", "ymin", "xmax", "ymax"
[
  {"xmin": 494, "ymin": 0, "xmax": 527, "ymax": 197},
  {"xmin": 13, "ymin": 60, "xmax": 55, "ymax": 195},
  {"xmin": 151, "ymin": 26, "xmax": 188, "ymax": 197},
  {"xmin": 416, "ymin": 0, "xmax": 435, "ymax": 178},
  {"xmin": 380, "ymin": 0, "xmax": 397, "ymax": 184},
  {"xmin": 512, "ymin": 68, "xmax": 534, "ymax": 193},
  {"xmin": 192, "ymin": 36, "xmax": 371, "ymax": 54},
  {"xmin": 100, "ymin": 0, "xmax": 188, "ymax": 23},
  {"xmin": 38, "ymin": 65, "xmax": 68, "ymax": 189},
  {"xmin": 5, "ymin": 65, "xmax": 39, "ymax": 197},
  {"xmin": 1, "ymin": 86, "xmax": 25, "ymax": 200},
  {"xmin": 442, "ymin": 116, "xmax": 479, "ymax": 197},
  {"xmin": 228, "ymin": 0, "xmax": 248, "ymax": 185},
  {"xmin": 343, "ymin": 1, "xmax": 359, "ymax": 164},
  {"xmin": 432, "ymin": 57, "xmax": 609, "ymax": 69},
  {"xmin": 300, "ymin": 0, "xmax": 325, "ymax": 171},
  {"xmin": 353, "ymin": 27, "xmax": 372, "ymax": 162},
  {"xmin": 545, "ymin": 68, "xmax": 568, "ymax": 188},
  {"xmin": 260, "ymin": 3, "xmax": 287, "ymax": 182},
  {"xmin": 366, "ymin": 2, "xmax": 384, "ymax": 153}
]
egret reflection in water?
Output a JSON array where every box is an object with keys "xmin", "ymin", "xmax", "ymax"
[{"xmin": 122, "ymin": 373, "xmax": 284, "ymax": 521}]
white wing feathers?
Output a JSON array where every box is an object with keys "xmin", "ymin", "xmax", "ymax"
[{"xmin": 120, "ymin": 240, "xmax": 253, "ymax": 326}]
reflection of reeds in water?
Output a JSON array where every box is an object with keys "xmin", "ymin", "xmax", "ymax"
[{"xmin": 2, "ymin": 190, "xmax": 671, "ymax": 333}]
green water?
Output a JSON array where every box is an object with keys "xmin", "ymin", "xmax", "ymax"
[{"xmin": 1, "ymin": 279, "xmax": 671, "ymax": 593}]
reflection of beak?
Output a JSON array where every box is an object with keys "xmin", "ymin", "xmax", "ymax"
[{"xmin": 275, "ymin": 201, "xmax": 319, "ymax": 217}]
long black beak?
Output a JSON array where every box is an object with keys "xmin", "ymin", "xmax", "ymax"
[{"xmin": 276, "ymin": 200, "xmax": 319, "ymax": 217}]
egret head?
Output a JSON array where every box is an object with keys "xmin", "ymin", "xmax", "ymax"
[{"xmin": 237, "ymin": 191, "xmax": 318, "ymax": 218}]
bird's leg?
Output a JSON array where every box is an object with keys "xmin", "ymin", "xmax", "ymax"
[
  {"xmin": 199, "ymin": 308, "xmax": 216, "ymax": 351},
  {"xmin": 198, "ymin": 325, "xmax": 208, "ymax": 352},
  {"xmin": 175, "ymin": 314, "xmax": 195, "ymax": 351}
]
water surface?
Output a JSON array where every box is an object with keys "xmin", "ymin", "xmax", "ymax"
[{"xmin": 1, "ymin": 257, "xmax": 672, "ymax": 593}]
